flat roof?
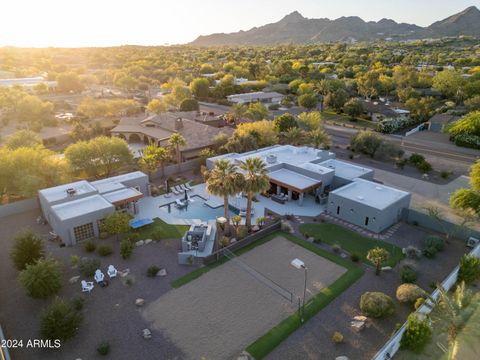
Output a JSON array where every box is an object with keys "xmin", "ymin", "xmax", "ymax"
[
  {"xmin": 51, "ymin": 195, "xmax": 113, "ymax": 221},
  {"xmin": 91, "ymin": 181, "xmax": 126, "ymax": 195},
  {"xmin": 330, "ymin": 178, "xmax": 410, "ymax": 210},
  {"xmin": 90, "ymin": 172, "xmax": 147, "ymax": 192},
  {"xmin": 102, "ymin": 188, "xmax": 144, "ymax": 204},
  {"xmin": 39, "ymin": 180, "xmax": 97, "ymax": 203},
  {"xmin": 268, "ymin": 169, "xmax": 321, "ymax": 192},
  {"xmin": 319, "ymin": 159, "xmax": 373, "ymax": 180},
  {"xmin": 227, "ymin": 91, "xmax": 284, "ymax": 101}
]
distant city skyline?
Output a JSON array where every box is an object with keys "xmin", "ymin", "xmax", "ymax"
[{"xmin": 1, "ymin": 0, "xmax": 479, "ymax": 47}]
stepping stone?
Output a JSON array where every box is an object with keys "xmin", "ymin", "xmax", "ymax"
[
  {"xmin": 381, "ymin": 266, "xmax": 392, "ymax": 271},
  {"xmin": 69, "ymin": 275, "xmax": 80, "ymax": 284},
  {"xmin": 135, "ymin": 298, "xmax": 145, "ymax": 307},
  {"xmin": 142, "ymin": 328, "xmax": 152, "ymax": 339},
  {"xmin": 145, "ymin": 239, "xmax": 152, "ymax": 244},
  {"xmin": 351, "ymin": 320, "xmax": 365, "ymax": 332},
  {"xmin": 336, "ymin": 357, "xmax": 350, "ymax": 360},
  {"xmin": 120, "ymin": 269, "xmax": 130, "ymax": 277},
  {"xmin": 136, "ymin": 240, "xmax": 145, "ymax": 246},
  {"xmin": 157, "ymin": 268, "xmax": 167, "ymax": 277},
  {"xmin": 353, "ymin": 315, "xmax": 367, "ymax": 322}
]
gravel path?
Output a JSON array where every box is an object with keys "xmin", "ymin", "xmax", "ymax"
[{"xmin": 142, "ymin": 236, "xmax": 346, "ymax": 360}]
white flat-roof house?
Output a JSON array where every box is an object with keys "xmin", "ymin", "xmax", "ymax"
[
  {"xmin": 226, "ymin": 91, "xmax": 284, "ymax": 105},
  {"xmin": 0, "ymin": 76, "xmax": 57, "ymax": 91},
  {"xmin": 208, "ymin": 145, "xmax": 410, "ymax": 233},
  {"xmin": 38, "ymin": 172, "xmax": 148, "ymax": 246}
]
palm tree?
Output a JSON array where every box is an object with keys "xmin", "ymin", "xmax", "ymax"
[
  {"xmin": 282, "ymin": 127, "xmax": 305, "ymax": 146},
  {"xmin": 226, "ymin": 103, "xmax": 248, "ymax": 125},
  {"xmin": 238, "ymin": 157, "xmax": 270, "ymax": 230},
  {"xmin": 138, "ymin": 144, "xmax": 171, "ymax": 180},
  {"xmin": 168, "ymin": 133, "xmax": 186, "ymax": 171},
  {"xmin": 203, "ymin": 159, "xmax": 240, "ymax": 219},
  {"xmin": 307, "ymin": 128, "xmax": 331, "ymax": 149}
]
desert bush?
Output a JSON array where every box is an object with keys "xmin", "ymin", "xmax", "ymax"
[
  {"xmin": 220, "ymin": 236, "xmax": 230, "ymax": 248},
  {"xmin": 359, "ymin": 292, "xmax": 395, "ymax": 318},
  {"xmin": 237, "ymin": 227, "xmax": 248, "ymax": 240},
  {"xmin": 422, "ymin": 246, "xmax": 438, "ymax": 258},
  {"xmin": 404, "ymin": 246, "xmax": 421, "ymax": 259},
  {"xmin": 400, "ymin": 314, "xmax": 432, "ymax": 352},
  {"xmin": 71, "ymin": 297, "xmax": 84, "ymax": 311},
  {"xmin": 350, "ymin": 252, "xmax": 360, "ymax": 262},
  {"xmin": 78, "ymin": 257, "xmax": 101, "ymax": 277},
  {"xmin": 97, "ymin": 245, "xmax": 113, "ymax": 257},
  {"xmin": 97, "ymin": 341, "xmax": 110, "ymax": 356},
  {"xmin": 84, "ymin": 239, "xmax": 96, "ymax": 252},
  {"xmin": 146, "ymin": 266, "xmax": 160, "ymax": 277},
  {"xmin": 396, "ymin": 284, "xmax": 426, "ymax": 303},
  {"xmin": 457, "ymin": 254, "xmax": 480, "ymax": 284},
  {"xmin": 332, "ymin": 244, "xmax": 341, "ymax": 253},
  {"xmin": 120, "ymin": 239, "xmax": 134, "ymax": 259},
  {"xmin": 409, "ymin": 153, "xmax": 425, "ymax": 165},
  {"xmin": 10, "ymin": 229, "xmax": 45, "ymax": 271},
  {"xmin": 99, "ymin": 232, "xmax": 109, "ymax": 240},
  {"xmin": 414, "ymin": 297, "xmax": 425, "ymax": 310},
  {"xmin": 40, "ymin": 297, "xmax": 83, "ymax": 342},
  {"xmin": 424, "ymin": 236, "xmax": 445, "ymax": 252},
  {"xmin": 440, "ymin": 170, "xmax": 451, "ymax": 179},
  {"xmin": 401, "ymin": 265, "xmax": 417, "ymax": 283},
  {"xmin": 71, "ymin": 255, "xmax": 80, "ymax": 266},
  {"xmin": 332, "ymin": 331, "xmax": 344, "ymax": 344},
  {"xmin": 281, "ymin": 220, "xmax": 293, "ymax": 233},
  {"xmin": 19, "ymin": 258, "xmax": 62, "ymax": 299},
  {"xmin": 416, "ymin": 160, "xmax": 432, "ymax": 173}
]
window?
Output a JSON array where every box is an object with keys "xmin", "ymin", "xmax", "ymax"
[
  {"xmin": 336, "ymin": 206, "xmax": 340, "ymax": 215},
  {"xmin": 73, "ymin": 223, "xmax": 94, "ymax": 242},
  {"xmin": 365, "ymin": 217, "xmax": 369, "ymax": 226}
]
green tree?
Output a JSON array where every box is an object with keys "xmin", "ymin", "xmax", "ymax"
[
  {"xmin": 273, "ymin": 113, "xmax": 297, "ymax": 132},
  {"xmin": 450, "ymin": 160, "xmax": 480, "ymax": 215},
  {"xmin": 40, "ymin": 297, "xmax": 83, "ymax": 342},
  {"xmin": 57, "ymin": 72, "xmax": 84, "ymax": 93},
  {"xmin": 357, "ymin": 70, "xmax": 381, "ymax": 99},
  {"xmin": 367, "ymin": 247, "xmax": 390, "ymax": 275},
  {"xmin": 448, "ymin": 111, "xmax": 480, "ymax": 137},
  {"xmin": 4, "ymin": 130, "xmax": 42, "ymax": 149},
  {"xmin": 10, "ymin": 229, "xmax": 44, "ymax": 271},
  {"xmin": 238, "ymin": 157, "xmax": 270, "ymax": 229},
  {"xmin": 168, "ymin": 133, "xmax": 187, "ymax": 169},
  {"xmin": 204, "ymin": 159, "xmax": 240, "ymax": 219},
  {"xmin": 405, "ymin": 97, "xmax": 434, "ymax": 122},
  {"xmin": 179, "ymin": 98, "xmax": 199, "ymax": 111},
  {"xmin": 297, "ymin": 111, "xmax": 322, "ymax": 130},
  {"xmin": 307, "ymin": 129, "xmax": 330, "ymax": 149},
  {"xmin": 15, "ymin": 95, "xmax": 55, "ymax": 130},
  {"xmin": 64, "ymin": 136, "xmax": 133, "ymax": 179},
  {"xmin": 190, "ymin": 78, "xmax": 210, "ymax": 98},
  {"xmin": 432, "ymin": 70, "xmax": 465, "ymax": 99},
  {"xmin": 225, "ymin": 103, "xmax": 248, "ymax": 124},
  {"xmin": 282, "ymin": 127, "xmax": 305, "ymax": 146},
  {"xmin": 298, "ymin": 93, "xmax": 318, "ymax": 109},
  {"xmin": 324, "ymin": 90, "xmax": 348, "ymax": 112},
  {"xmin": 245, "ymin": 102, "xmax": 269, "ymax": 121},
  {"xmin": 139, "ymin": 144, "xmax": 170, "ymax": 179},
  {"xmin": 343, "ymin": 98, "xmax": 363, "ymax": 119},
  {"xmin": 19, "ymin": 258, "xmax": 62, "ymax": 299},
  {"xmin": 457, "ymin": 255, "xmax": 480, "ymax": 284},
  {"xmin": 147, "ymin": 99, "xmax": 167, "ymax": 114},
  {"xmin": 102, "ymin": 212, "xmax": 131, "ymax": 241},
  {"xmin": 350, "ymin": 130, "xmax": 383, "ymax": 157}
]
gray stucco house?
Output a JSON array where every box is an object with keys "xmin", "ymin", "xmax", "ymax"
[{"xmin": 38, "ymin": 171, "xmax": 149, "ymax": 246}]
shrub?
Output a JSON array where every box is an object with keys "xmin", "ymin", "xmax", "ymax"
[
  {"xmin": 422, "ymin": 246, "xmax": 437, "ymax": 258},
  {"xmin": 396, "ymin": 158, "xmax": 408, "ymax": 169},
  {"xmin": 146, "ymin": 266, "xmax": 160, "ymax": 277},
  {"xmin": 99, "ymin": 232, "xmax": 109, "ymax": 240},
  {"xmin": 396, "ymin": 284, "xmax": 426, "ymax": 303},
  {"xmin": 237, "ymin": 227, "xmax": 248, "ymax": 240},
  {"xmin": 78, "ymin": 257, "xmax": 101, "ymax": 277},
  {"xmin": 457, "ymin": 254, "xmax": 480, "ymax": 284},
  {"xmin": 40, "ymin": 297, "xmax": 83, "ymax": 342},
  {"xmin": 84, "ymin": 239, "xmax": 96, "ymax": 252},
  {"xmin": 10, "ymin": 229, "xmax": 45, "ymax": 271},
  {"xmin": 71, "ymin": 297, "xmax": 84, "ymax": 311},
  {"xmin": 332, "ymin": 331, "xmax": 344, "ymax": 344},
  {"xmin": 19, "ymin": 258, "xmax": 62, "ymax": 299},
  {"xmin": 440, "ymin": 170, "xmax": 451, "ymax": 179},
  {"xmin": 97, "ymin": 341, "xmax": 110, "ymax": 356},
  {"xmin": 416, "ymin": 160, "xmax": 432, "ymax": 173},
  {"xmin": 414, "ymin": 297, "xmax": 425, "ymax": 310},
  {"xmin": 71, "ymin": 255, "xmax": 80, "ymax": 266},
  {"xmin": 220, "ymin": 236, "xmax": 230, "ymax": 248},
  {"xmin": 97, "ymin": 245, "xmax": 113, "ymax": 257},
  {"xmin": 350, "ymin": 252, "xmax": 360, "ymax": 262},
  {"xmin": 359, "ymin": 292, "xmax": 395, "ymax": 318},
  {"xmin": 400, "ymin": 314, "xmax": 432, "ymax": 352},
  {"xmin": 401, "ymin": 265, "xmax": 417, "ymax": 283},
  {"xmin": 120, "ymin": 239, "xmax": 134, "ymax": 259},
  {"xmin": 424, "ymin": 236, "xmax": 445, "ymax": 252},
  {"xmin": 409, "ymin": 153, "xmax": 425, "ymax": 165},
  {"xmin": 332, "ymin": 244, "xmax": 341, "ymax": 253},
  {"xmin": 281, "ymin": 220, "xmax": 293, "ymax": 233},
  {"xmin": 404, "ymin": 246, "xmax": 421, "ymax": 259}
]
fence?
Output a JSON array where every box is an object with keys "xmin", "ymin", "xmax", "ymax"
[
  {"xmin": 0, "ymin": 198, "xmax": 39, "ymax": 219},
  {"xmin": 404, "ymin": 208, "xmax": 480, "ymax": 241},
  {"xmin": 372, "ymin": 243, "xmax": 480, "ymax": 360},
  {"xmin": 150, "ymin": 158, "xmax": 198, "ymax": 180},
  {"xmin": 202, "ymin": 221, "xmax": 282, "ymax": 265}
]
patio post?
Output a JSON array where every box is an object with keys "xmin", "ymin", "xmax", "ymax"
[
  {"xmin": 287, "ymin": 189, "xmax": 292, "ymax": 201},
  {"xmin": 298, "ymin": 192, "xmax": 304, "ymax": 206}
]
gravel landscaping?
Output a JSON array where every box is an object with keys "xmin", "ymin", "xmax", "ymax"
[{"xmin": 142, "ymin": 236, "xmax": 346, "ymax": 360}]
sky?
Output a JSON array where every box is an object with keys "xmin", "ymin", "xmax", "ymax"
[{"xmin": 1, "ymin": 0, "xmax": 479, "ymax": 47}]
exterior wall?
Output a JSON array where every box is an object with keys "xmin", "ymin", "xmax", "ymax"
[
  {"xmin": 119, "ymin": 174, "xmax": 149, "ymax": 195},
  {"xmin": 327, "ymin": 193, "xmax": 411, "ymax": 233},
  {"xmin": 331, "ymin": 171, "xmax": 374, "ymax": 190}
]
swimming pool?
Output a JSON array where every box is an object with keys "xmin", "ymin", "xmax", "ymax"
[{"xmin": 159, "ymin": 195, "xmax": 238, "ymax": 221}]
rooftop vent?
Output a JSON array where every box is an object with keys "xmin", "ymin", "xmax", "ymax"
[
  {"xmin": 357, "ymin": 195, "xmax": 364, "ymax": 200},
  {"xmin": 266, "ymin": 154, "xmax": 277, "ymax": 164},
  {"xmin": 66, "ymin": 188, "xmax": 77, "ymax": 196},
  {"xmin": 175, "ymin": 118, "xmax": 183, "ymax": 130},
  {"xmin": 375, "ymin": 186, "xmax": 383, "ymax": 190}
]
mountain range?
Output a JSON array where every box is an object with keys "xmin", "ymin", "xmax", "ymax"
[{"xmin": 191, "ymin": 6, "xmax": 480, "ymax": 46}]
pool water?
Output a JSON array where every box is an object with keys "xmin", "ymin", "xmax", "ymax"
[{"xmin": 159, "ymin": 195, "xmax": 237, "ymax": 221}]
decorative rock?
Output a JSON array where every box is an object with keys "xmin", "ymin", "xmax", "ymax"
[
  {"xmin": 340, "ymin": 253, "xmax": 347, "ymax": 258},
  {"xmin": 381, "ymin": 266, "xmax": 392, "ymax": 271},
  {"xmin": 307, "ymin": 237, "xmax": 315, "ymax": 243},
  {"xmin": 157, "ymin": 268, "xmax": 167, "ymax": 277},
  {"xmin": 353, "ymin": 315, "xmax": 368, "ymax": 322},
  {"xmin": 336, "ymin": 357, "xmax": 350, "ymax": 360},
  {"xmin": 136, "ymin": 240, "xmax": 145, "ymax": 247},
  {"xmin": 145, "ymin": 239, "xmax": 153, "ymax": 244},
  {"xmin": 68, "ymin": 276, "xmax": 80, "ymax": 284},
  {"xmin": 230, "ymin": 238, "xmax": 237, "ymax": 244},
  {"xmin": 142, "ymin": 328, "xmax": 152, "ymax": 339},
  {"xmin": 120, "ymin": 268, "xmax": 130, "ymax": 277},
  {"xmin": 252, "ymin": 225, "xmax": 260, "ymax": 232},
  {"xmin": 351, "ymin": 320, "xmax": 365, "ymax": 332},
  {"xmin": 135, "ymin": 298, "xmax": 145, "ymax": 307}
]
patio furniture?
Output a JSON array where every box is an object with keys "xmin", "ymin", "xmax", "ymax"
[
  {"xmin": 174, "ymin": 185, "xmax": 183, "ymax": 193},
  {"xmin": 94, "ymin": 269, "xmax": 105, "ymax": 283},
  {"xmin": 272, "ymin": 194, "xmax": 286, "ymax": 204},
  {"xmin": 107, "ymin": 265, "xmax": 118, "ymax": 278},
  {"xmin": 81, "ymin": 280, "xmax": 94, "ymax": 293},
  {"xmin": 171, "ymin": 187, "xmax": 180, "ymax": 195},
  {"xmin": 180, "ymin": 184, "xmax": 192, "ymax": 192},
  {"xmin": 184, "ymin": 182, "xmax": 193, "ymax": 191},
  {"xmin": 175, "ymin": 199, "xmax": 187, "ymax": 208}
]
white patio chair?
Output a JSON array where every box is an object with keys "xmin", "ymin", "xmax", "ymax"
[
  {"xmin": 184, "ymin": 182, "xmax": 193, "ymax": 191},
  {"xmin": 94, "ymin": 269, "xmax": 105, "ymax": 283},
  {"xmin": 174, "ymin": 185, "xmax": 184, "ymax": 193},
  {"xmin": 171, "ymin": 187, "xmax": 180, "ymax": 195},
  {"xmin": 81, "ymin": 280, "xmax": 94, "ymax": 293},
  {"xmin": 107, "ymin": 265, "xmax": 118, "ymax": 278}
]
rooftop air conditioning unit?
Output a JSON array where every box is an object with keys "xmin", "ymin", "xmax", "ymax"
[
  {"xmin": 266, "ymin": 154, "xmax": 277, "ymax": 164},
  {"xmin": 66, "ymin": 188, "xmax": 76, "ymax": 196},
  {"xmin": 466, "ymin": 237, "xmax": 479, "ymax": 248}
]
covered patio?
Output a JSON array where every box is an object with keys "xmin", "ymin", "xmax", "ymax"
[{"xmin": 267, "ymin": 168, "xmax": 322, "ymax": 206}]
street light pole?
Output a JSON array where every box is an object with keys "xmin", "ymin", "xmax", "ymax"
[
  {"xmin": 302, "ymin": 265, "xmax": 307, "ymax": 321},
  {"xmin": 291, "ymin": 258, "xmax": 307, "ymax": 323}
]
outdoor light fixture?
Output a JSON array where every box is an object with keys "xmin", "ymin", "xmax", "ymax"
[{"xmin": 291, "ymin": 258, "xmax": 307, "ymax": 322}]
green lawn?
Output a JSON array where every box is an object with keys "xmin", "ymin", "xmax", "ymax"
[
  {"xmin": 299, "ymin": 223, "xmax": 404, "ymax": 267},
  {"xmin": 170, "ymin": 230, "xmax": 364, "ymax": 359},
  {"xmin": 128, "ymin": 218, "xmax": 189, "ymax": 240},
  {"xmin": 322, "ymin": 110, "xmax": 377, "ymax": 129}
]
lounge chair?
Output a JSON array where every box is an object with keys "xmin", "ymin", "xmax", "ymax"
[
  {"xmin": 81, "ymin": 280, "xmax": 94, "ymax": 293},
  {"xmin": 107, "ymin": 265, "xmax": 118, "ymax": 278},
  {"xmin": 184, "ymin": 182, "xmax": 193, "ymax": 191},
  {"xmin": 180, "ymin": 184, "xmax": 192, "ymax": 192},
  {"xmin": 174, "ymin": 185, "xmax": 184, "ymax": 193},
  {"xmin": 171, "ymin": 187, "xmax": 180, "ymax": 195},
  {"xmin": 94, "ymin": 269, "xmax": 105, "ymax": 283},
  {"xmin": 175, "ymin": 199, "xmax": 187, "ymax": 208}
]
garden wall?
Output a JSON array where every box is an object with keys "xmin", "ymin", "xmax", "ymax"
[
  {"xmin": 372, "ymin": 243, "xmax": 480, "ymax": 360},
  {"xmin": 0, "ymin": 198, "xmax": 39, "ymax": 219},
  {"xmin": 150, "ymin": 159, "xmax": 198, "ymax": 180},
  {"xmin": 202, "ymin": 221, "xmax": 282, "ymax": 265},
  {"xmin": 404, "ymin": 208, "xmax": 480, "ymax": 241}
]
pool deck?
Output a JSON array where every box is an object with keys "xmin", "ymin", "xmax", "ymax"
[{"xmin": 135, "ymin": 183, "xmax": 326, "ymax": 225}]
